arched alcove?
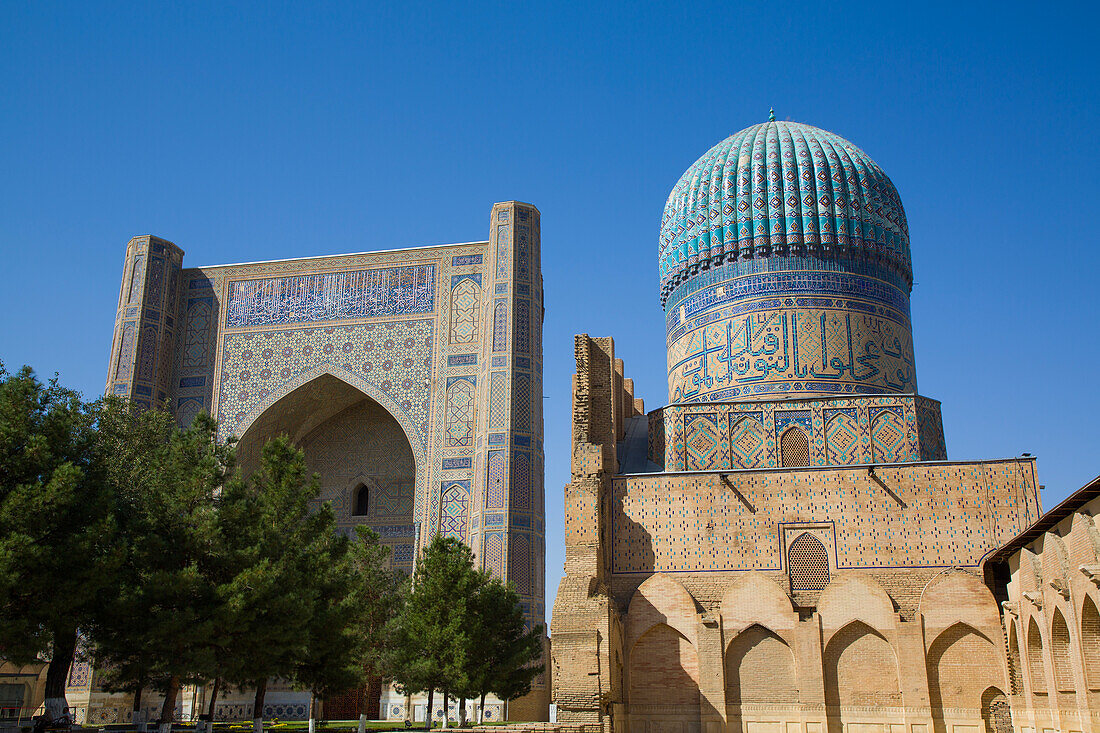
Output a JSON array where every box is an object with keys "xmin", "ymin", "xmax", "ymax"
[
  {"xmin": 725, "ymin": 624, "xmax": 797, "ymax": 706},
  {"xmin": 926, "ymin": 623, "xmax": 1000, "ymax": 733},
  {"xmin": 235, "ymin": 374, "xmax": 416, "ymax": 562},
  {"xmin": 780, "ymin": 427, "xmax": 809, "ymax": 468},
  {"xmin": 627, "ymin": 623, "xmax": 701, "ymax": 718},
  {"xmin": 824, "ymin": 620, "xmax": 900, "ymax": 733},
  {"xmin": 980, "ymin": 687, "xmax": 1012, "ymax": 733},
  {"xmin": 1082, "ymin": 595, "xmax": 1100, "ymax": 705},
  {"xmin": 1050, "ymin": 609, "xmax": 1075, "ymax": 698},
  {"xmin": 1026, "ymin": 618, "xmax": 1048, "ymax": 699}
]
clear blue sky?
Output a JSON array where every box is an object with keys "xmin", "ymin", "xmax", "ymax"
[{"xmin": 3, "ymin": 1, "xmax": 1098, "ymax": 616}]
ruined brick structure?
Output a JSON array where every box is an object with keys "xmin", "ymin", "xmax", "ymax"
[{"xmin": 550, "ymin": 117, "xmax": 1051, "ymax": 733}]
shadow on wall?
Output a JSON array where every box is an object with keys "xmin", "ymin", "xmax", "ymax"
[{"xmin": 610, "ymin": 489, "xmax": 655, "ymax": 575}]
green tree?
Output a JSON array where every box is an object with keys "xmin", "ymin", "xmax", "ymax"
[
  {"xmin": 0, "ymin": 364, "xmax": 110, "ymax": 722},
  {"xmin": 90, "ymin": 403, "xmax": 236, "ymax": 731},
  {"xmin": 388, "ymin": 536, "xmax": 481, "ymax": 728},
  {"xmin": 215, "ymin": 436, "xmax": 342, "ymax": 733},
  {"xmin": 463, "ymin": 578, "xmax": 544, "ymax": 723},
  {"xmin": 345, "ymin": 527, "xmax": 404, "ymax": 733}
]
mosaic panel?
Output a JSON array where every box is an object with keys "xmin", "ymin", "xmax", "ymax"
[
  {"xmin": 225, "ymin": 264, "xmax": 435, "ymax": 327},
  {"xmin": 489, "ymin": 371, "xmax": 506, "ymax": 428},
  {"xmin": 511, "ymin": 451, "xmax": 531, "ymax": 511},
  {"xmin": 513, "ymin": 373, "xmax": 530, "ymax": 433},
  {"xmin": 216, "ymin": 320, "xmax": 433, "ymax": 443},
  {"xmin": 485, "ymin": 531, "xmax": 504, "ymax": 578},
  {"xmin": 136, "ymin": 325, "xmax": 157, "ymax": 381},
  {"xmin": 684, "ymin": 413, "xmax": 724, "ymax": 471},
  {"xmin": 439, "ymin": 481, "xmax": 470, "ymax": 542},
  {"xmin": 515, "ymin": 299, "xmax": 530, "ymax": 354},
  {"xmin": 729, "ymin": 414, "xmax": 766, "ymax": 468},
  {"xmin": 872, "ymin": 409, "xmax": 907, "ymax": 463},
  {"xmin": 486, "ymin": 450, "xmax": 505, "ymax": 509},
  {"xmin": 492, "ymin": 300, "xmax": 508, "ymax": 352},
  {"xmin": 445, "ymin": 377, "xmax": 475, "ymax": 447},
  {"xmin": 116, "ymin": 322, "xmax": 136, "ymax": 381},
  {"xmin": 450, "ymin": 278, "xmax": 480, "ymax": 344},
  {"xmin": 495, "ymin": 225, "xmax": 510, "ymax": 279},
  {"xmin": 510, "ymin": 532, "xmax": 531, "ymax": 594},
  {"xmin": 825, "ymin": 410, "xmax": 861, "ymax": 464}
]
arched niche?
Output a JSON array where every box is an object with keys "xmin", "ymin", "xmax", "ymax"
[
  {"xmin": 926, "ymin": 622, "xmax": 1002, "ymax": 732},
  {"xmin": 823, "ymin": 620, "xmax": 901, "ymax": 726},
  {"xmin": 627, "ymin": 623, "xmax": 701, "ymax": 713},
  {"xmin": 725, "ymin": 624, "xmax": 798, "ymax": 706},
  {"xmin": 233, "ymin": 371, "xmax": 419, "ymax": 546}
]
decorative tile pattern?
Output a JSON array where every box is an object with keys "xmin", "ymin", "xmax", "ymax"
[
  {"xmin": 515, "ymin": 299, "xmax": 530, "ymax": 354},
  {"xmin": 216, "ymin": 320, "xmax": 433, "ymax": 444},
  {"xmin": 729, "ymin": 414, "xmax": 766, "ymax": 468},
  {"xmin": 486, "ymin": 450, "xmax": 505, "ymax": 509},
  {"xmin": 825, "ymin": 410, "xmax": 861, "ymax": 464},
  {"xmin": 658, "ymin": 120, "xmax": 910, "ymax": 302},
  {"xmin": 495, "ymin": 225, "xmax": 510, "ymax": 279},
  {"xmin": 489, "ymin": 372, "xmax": 506, "ymax": 428},
  {"xmin": 685, "ymin": 413, "xmax": 724, "ymax": 471},
  {"xmin": 510, "ymin": 532, "xmax": 531, "ymax": 594},
  {"xmin": 439, "ymin": 481, "xmax": 470, "ymax": 542},
  {"xmin": 513, "ymin": 373, "xmax": 530, "ymax": 433},
  {"xmin": 511, "ymin": 451, "xmax": 531, "ymax": 511},
  {"xmin": 225, "ymin": 265, "xmax": 435, "ymax": 327},
  {"xmin": 485, "ymin": 531, "xmax": 504, "ymax": 577},
  {"xmin": 449, "ymin": 278, "xmax": 480, "ymax": 344},
  {"xmin": 492, "ymin": 300, "xmax": 508, "ymax": 352},
  {"xmin": 871, "ymin": 409, "xmax": 906, "ymax": 463},
  {"xmin": 445, "ymin": 377, "xmax": 475, "ymax": 447}
]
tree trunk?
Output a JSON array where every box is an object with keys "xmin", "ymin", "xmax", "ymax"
[
  {"xmin": 132, "ymin": 681, "xmax": 146, "ymax": 732},
  {"xmin": 425, "ymin": 688, "xmax": 433, "ymax": 729},
  {"xmin": 458, "ymin": 698, "xmax": 466, "ymax": 728},
  {"xmin": 441, "ymin": 691, "xmax": 448, "ymax": 729},
  {"xmin": 358, "ymin": 686, "xmax": 368, "ymax": 733},
  {"xmin": 207, "ymin": 678, "xmax": 221, "ymax": 721},
  {"xmin": 308, "ymin": 691, "xmax": 317, "ymax": 733},
  {"xmin": 253, "ymin": 678, "xmax": 268, "ymax": 733},
  {"xmin": 158, "ymin": 675, "xmax": 181, "ymax": 733},
  {"xmin": 478, "ymin": 692, "xmax": 486, "ymax": 724},
  {"xmin": 43, "ymin": 625, "xmax": 76, "ymax": 722}
]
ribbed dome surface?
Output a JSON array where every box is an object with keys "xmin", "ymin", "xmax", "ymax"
[{"xmin": 659, "ymin": 120, "xmax": 911, "ymax": 305}]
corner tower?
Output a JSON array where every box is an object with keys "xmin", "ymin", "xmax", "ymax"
[{"xmin": 661, "ymin": 117, "xmax": 915, "ymax": 402}]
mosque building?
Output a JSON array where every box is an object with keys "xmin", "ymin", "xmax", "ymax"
[
  {"xmin": 550, "ymin": 115, "xmax": 1100, "ymax": 733},
  {"xmin": 61, "ymin": 201, "xmax": 549, "ymax": 723}
]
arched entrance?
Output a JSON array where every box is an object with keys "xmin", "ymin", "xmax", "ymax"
[{"xmin": 234, "ymin": 373, "xmax": 419, "ymax": 721}]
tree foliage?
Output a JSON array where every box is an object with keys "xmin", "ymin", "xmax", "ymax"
[{"xmin": 0, "ymin": 363, "xmax": 110, "ymax": 718}]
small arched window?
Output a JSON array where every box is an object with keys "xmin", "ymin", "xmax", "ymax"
[
  {"xmin": 780, "ymin": 427, "xmax": 810, "ymax": 468},
  {"xmin": 788, "ymin": 532, "xmax": 830, "ymax": 591},
  {"xmin": 353, "ymin": 484, "xmax": 369, "ymax": 517}
]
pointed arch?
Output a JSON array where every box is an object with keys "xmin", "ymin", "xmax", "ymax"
[
  {"xmin": 1050, "ymin": 609, "xmax": 1074, "ymax": 693},
  {"xmin": 824, "ymin": 620, "xmax": 900, "ymax": 709},
  {"xmin": 780, "ymin": 426, "xmax": 809, "ymax": 467},
  {"xmin": 449, "ymin": 277, "xmax": 481, "ymax": 344},
  {"xmin": 926, "ymin": 622, "xmax": 1002, "ymax": 719},
  {"xmin": 725, "ymin": 624, "xmax": 797, "ymax": 705},
  {"xmin": 788, "ymin": 532, "xmax": 830, "ymax": 591},
  {"xmin": 1006, "ymin": 620, "xmax": 1023, "ymax": 695},
  {"xmin": 980, "ymin": 687, "xmax": 1012, "ymax": 733},
  {"xmin": 720, "ymin": 572, "xmax": 796, "ymax": 638},
  {"xmin": 1026, "ymin": 617, "xmax": 1047, "ymax": 697},
  {"xmin": 627, "ymin": 623, "xmax": 701, "ymax": 708},
  {"xmin": 1081, "ymin": 595, "xmax": 1100, "ymax": 691}
]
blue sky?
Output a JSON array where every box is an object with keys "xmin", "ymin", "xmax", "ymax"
[{"xmin": 2, "ymin": 1, "xmax": 1098, "ymax": 617}]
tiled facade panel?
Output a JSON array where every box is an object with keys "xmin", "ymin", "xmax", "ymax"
[
  {"xmin": 651, "ymin": 393, "xmax": 946, "ymax": 471},
  {"xmin": 612, "ymin": 460, "xmax": 1039, "ymax": 574}
]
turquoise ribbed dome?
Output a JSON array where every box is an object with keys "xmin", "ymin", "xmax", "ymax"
[{"xmin": 658, "ymin": 119, "xmax": 911, "ymax": 305}]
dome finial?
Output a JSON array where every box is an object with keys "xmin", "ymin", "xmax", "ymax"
[{"xmin": 768, "ymin": 107, "xmax": 776, "ymax": 122}]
